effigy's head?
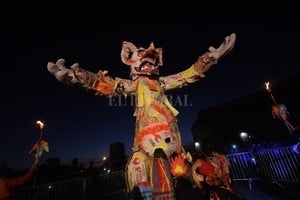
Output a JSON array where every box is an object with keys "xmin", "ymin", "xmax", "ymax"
[{"xmin": 121, "ymin": 41, "xmax": 163, "ymax": 77}]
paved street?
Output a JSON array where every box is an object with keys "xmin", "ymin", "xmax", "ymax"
[{"xmin": 231, "ymin": 180, "xmax": 300, "ymax": 200}]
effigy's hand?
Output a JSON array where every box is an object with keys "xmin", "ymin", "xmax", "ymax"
[
  {"xmin": 193, "ymin": 33, "xmax": 236, "ymax": 77},
  {"xmin": 47, "ymin": 58, "xmax": 80, "ymax": 85},
  {"xmin": 208, "ymin": 33, "xmax": 236, "ymax": 62}
]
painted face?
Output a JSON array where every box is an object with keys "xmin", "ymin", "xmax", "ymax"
[
  {"xmin": 121, "ymin": 41, "xmax": 163, "ymax": 77},
  {"xmin": 136, "ymin": 49, "xmax": 160, "ymax": 74}
]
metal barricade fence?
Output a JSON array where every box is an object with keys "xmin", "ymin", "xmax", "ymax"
[
  {"xmin": 251, "ymin": 145, "xmax": 300, "ymax": 183},
  {"xmin": 225, "ymin": 145, "xmax": 300, "ymax": 183},
  {"xmin": 226, "ymin": 151, "xmax": 260, "ymax": 181},
  {"xmin": 14, "ymin": 178, "xmax": 84, "ymax": 200}
]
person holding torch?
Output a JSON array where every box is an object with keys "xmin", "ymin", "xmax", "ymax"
[{"xmin": 0, "ymin": 121, "xmax": 49, "ymax": 200}]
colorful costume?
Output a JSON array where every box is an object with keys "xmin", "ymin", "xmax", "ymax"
[
  {"xmin": 191, "ymin": 153, "xmax": 244, "ymax": 200},
  {"xmin": 47, "ymin": 33, "xmax": 236, "ymax": 198},
  {"xmin": 211, "ymin": 152, "xmax": 231, "ymax": 188}
]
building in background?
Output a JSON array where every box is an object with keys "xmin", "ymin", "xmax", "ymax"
[
  {"xmin": 109, "ymin": 142, "xmax": 127, "ymax": 171},
  {"xmin": 191, "ymin": 75, "xmax": 300, "ymax": 153}
]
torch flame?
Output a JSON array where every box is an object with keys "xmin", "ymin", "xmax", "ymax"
[
  {"xmin": 36, "ymin": 120, "xmax": 44, "ymax": 129},
  {"xmin": 170, "ymin": 153, "xmax": 188, "ymax": 177},
  {"xmin": 265, "ymin": 81, "xmax": 270, "ymax": 92}
]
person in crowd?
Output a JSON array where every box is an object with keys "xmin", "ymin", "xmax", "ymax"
[
  {"xmin": 210, "ymin": 151, "xmax": 231, "ymax": 189},
  {"xmin": 191, "ymin": 150, "xmax": 245, "ymax": 200},
  {"xmin": 0, "ymin": 139, "xmax": 48, "ymax": 200},
  {"xmin": 0, "ymin": 158, "xmax": 39, "ymax": 200}
]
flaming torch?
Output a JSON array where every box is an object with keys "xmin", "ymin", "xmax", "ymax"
[
  {"xmin": 265, "ymin": 81, "xmax": 278, "ymax": 105},
  {"xmin": 265, "ymin": 81, "xmax": 295, "ymax": 135},
  {"xmin": 29, "ymin": 120, "xmax": 49, "ymax": 158}
]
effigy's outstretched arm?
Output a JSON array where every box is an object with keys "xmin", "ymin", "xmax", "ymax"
[
  {"xmin": 161, "ymin": 33, "xmax": 236, "ymax": 90},
  {"xmin": 47, "ymin": 59, "xmax": 135, "ymax": 97},
  {"xmin": 194, "ymin": 33, "xmax": 236, "ymax": 77}
]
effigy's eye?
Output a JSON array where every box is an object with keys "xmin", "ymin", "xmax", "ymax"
[
  {"xmin": 145, "ymin": 61, "xmax": 155, "ymax": 67},
  {"xmin": 140, "ymin": 61, "xmax": 155, "ymax": 70}
]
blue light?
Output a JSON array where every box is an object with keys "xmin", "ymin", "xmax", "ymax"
[
  {"xmin": 251, "ymin": 157, "xmax": 256, "ymax": 164},
  {"xmin": 292, "ymin": 143, "xmax": 300, "ymax": 154}
]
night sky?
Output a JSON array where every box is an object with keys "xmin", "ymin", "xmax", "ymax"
[{"xmin": 1, "ymin": 4, "xmax": 300, "ymax": 170}]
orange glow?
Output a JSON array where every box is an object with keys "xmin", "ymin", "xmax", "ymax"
[
  {"xmin": 170, "ymin": 153, "xmax": 188, "ymax": 177},
  {"xmin": 36, "ymin": 120, "xmax": 44, "ymax": 129}
]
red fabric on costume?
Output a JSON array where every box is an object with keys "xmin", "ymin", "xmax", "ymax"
[
  {"xmin": 198, "ymin": 159, "xmax": 215, "ymax": 177},
  {"xmin": 152, "ymin": 158, "xmax": 174, "ymax": 200},
  {"xmin": 197, "ymin": 158, "xmax": 224, "ymax": 187}
]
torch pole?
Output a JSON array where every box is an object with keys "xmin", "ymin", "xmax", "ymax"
[
  {"xmin": 265, "ymin": 81, "xmax": 278, "ymax": 105},
  {"xmin": 36, "ymin": 120, "xmax": 44, "ymax": 142}
]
